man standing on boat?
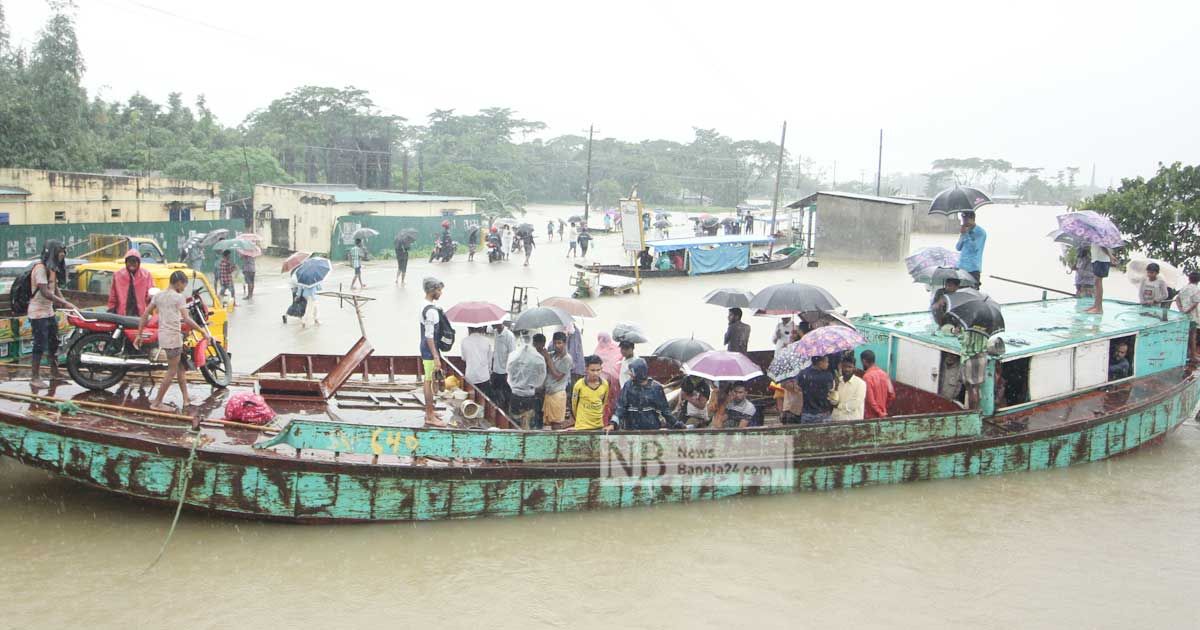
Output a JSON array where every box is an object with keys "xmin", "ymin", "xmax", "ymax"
[
  {"xmin": 507, "ymin": 340, "xmax": 547, "ymax": 430},
  {"xmin": 796, "ymin": 355, "xmax": 835, "ymax": 423},
  {"xmin": 461, "ymin": 326, "xmax": 494, "ymax": 402},
  {"xmin": 955, "ymin": 211, "xmax": 987, "ymax": 287},
  {"xmin": 490, "ymin": 322, "xmax": 516, "ymax": 410},
  {"xmin": 724, "ymin": 308, "xmax": 751, "ymax": 353},
  {"xmin": 959, "ymin": 328, "xmax": 988, "ymax": 409},
  {"xmin": 831, "ymin": 356, "xmax": 866, "ymax": 421}
]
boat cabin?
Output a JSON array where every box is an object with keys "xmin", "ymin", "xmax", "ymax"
[
  {"xmin": 854, "ymin": 298, "xmax": 1192, "ymax": 417},
  {"xmin": 644, "ymin": 234, "xmax": 776, "ymax": 275}
]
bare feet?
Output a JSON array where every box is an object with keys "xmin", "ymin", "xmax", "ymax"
[
  {"xmin": 425, "ymin": 416, "xmax": 446, "ymax": 427},
  {"xmin": 151, "ymin": 402, "xmax": 173, "ymax": 412},
  {"xmin": 30, "ymin": 378, "xmax": 48, "ymax": 389}
]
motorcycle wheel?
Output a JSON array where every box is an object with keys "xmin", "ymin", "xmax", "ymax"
[
  {"xmin": 66, "ymin": 331, "xmax": 128, "ymax": 390},
  {"xmin": 199, "ymin": 340, "xmax": 233, "ymax": 388}
]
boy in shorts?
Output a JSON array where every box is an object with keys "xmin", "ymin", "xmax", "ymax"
[
  {"xmin": 420, "ymin": 277, "xmax": 446, "ymax": 426},
  {"xmin": 135, "ymin": 271, "xmax": 211, "ymax": 411}
]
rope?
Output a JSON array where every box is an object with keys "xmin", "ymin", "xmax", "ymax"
[{"xmin": 143, "ymin": 428, "xmax": 202, "ymax": 573}]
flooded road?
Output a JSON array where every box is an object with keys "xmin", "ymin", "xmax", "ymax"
[{"xmin": 3, "ymin": 204, "xmax": 1197, "ymax": 629}]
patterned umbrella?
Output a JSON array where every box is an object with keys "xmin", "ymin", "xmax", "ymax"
[
  {"xmin": 446, "ymin": 301, "xmax": 508, "ymax": 327},
  {"xmin": 1056, "ymin": 211, "xmax": 1124, "ymax": 248},
  {"xmin": 905, "ymin": 247, "xmax": 960, "ymax": 275},
  {"xmin": 928, "ymin": 186, "xmax": 993, "ymax": 215},
  {"xmin": 704, "ymin": 288, "xmax": 756, "ymax": 308},
  {"xmin": 788, "ymin": 326, "xmax": 867, "ymax": 358},
  {"xmin": 683, "ymin": 350, "xmax": 763, "ymax": 382},
  {"xmin": 652, "ymin": 337, "xmax": 714, "ymax": 364},
  {"xmin": 540, "ymin": 296, "xmax": 596, "ymax": 318},
  {"xmin": 748, "ymin": 281, "xmax": 840, "ymax": 312},
  {"xmin": 767, "ymin": 351, "xmax": 809, "ymax": 381},
  {"xmin": 280, "ymin": 251, "xmax": 310, "ymax": 273}
]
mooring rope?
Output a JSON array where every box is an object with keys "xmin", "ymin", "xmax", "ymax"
[{"xmin": 142, "ymin": 428, "xmax": 202, "ymax": 574}]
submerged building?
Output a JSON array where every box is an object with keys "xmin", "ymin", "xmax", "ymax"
[{"xmin": 787, "ymin": 191, "xmax": 914, "ymax": 262}]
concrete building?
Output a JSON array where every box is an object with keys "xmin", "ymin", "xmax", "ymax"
[
  {"xmin": 0, "ymin": 168, "xmax": 219, "ymax": 225},
  {"xmin": 255, "ymin": 184, "xmax": 481, "ymax": 253},
  {"xmin": 787, "ymin": 191, "xmax": 914, "ymax": 262},
  {"xmin": 893, "ymin": 194, "xmax": 961, "ymax": 234}
]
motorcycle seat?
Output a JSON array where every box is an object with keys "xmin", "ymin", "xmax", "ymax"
[{"xmin": 86, "ymin": 311, "xmax": 143, "ymax": 328}]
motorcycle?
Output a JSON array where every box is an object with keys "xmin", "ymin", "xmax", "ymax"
[
  {"xmin": 429, "ymin": 237, "xmax": 457, "ymax": 263},
  {"xmin": 64, "ymin": 288, "xmax": 233, "ymax": 391},
  {"xmin": 486, "ymin": 235, "xmax": 504, "ymax": 263}
]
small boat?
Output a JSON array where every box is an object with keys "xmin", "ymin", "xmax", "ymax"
[
  {"xmin": 0, "ymin": 298, "xmax": 1196, "ymax": 523},
  {"xmin": 576, "ymin": 234, "xmax": 802, "ymax": 278}
]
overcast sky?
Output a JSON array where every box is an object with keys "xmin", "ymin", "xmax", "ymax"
[{"xmin": 6, "ymin": 0, "xmax": 1199, "ymax": 184}]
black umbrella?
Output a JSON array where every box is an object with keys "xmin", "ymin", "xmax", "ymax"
[
  {"xmin": 466, "ymin": 225, "xmax": 480, "ymax": 240},
  {"xmin": 720, "ymin": 217, "xmax": 738, "ymax": 225},
  {"xmin": 654, "ymin": 219, "xmax": 670, "ymax": 228},
  {"xmin": 515, "ymin": 223, "xmax": 535, "ymax": 235},
  {"xmin": 652, "ymin": 337, "xmax": 714, "ymax": 364},
  {"xmin": 704, "ymin": 288, "xmax": 756, "ymax": 308},
  {"xmin": 701, "ymin": 217, "xmax": 720, "ymax": 227},
  {"xmin": 929, "ymin": 186, "xmax": 993, "ymax": 216},
  {"xmin": 396, "ymin": 228, "xmax": 418, "ymax": 245},
  {"xmin": 913, "ymin": 266, "xmax": 978, "ymax": 287},
  {"xmin": 748, "ymin": 282, "xmax": 840, "ymax": 313},
  {"xmin": 945, "ymin": 289, "xmax": 1004, "ymax": 335},
  {"xmin": 568, "ymin": 215, "xmax": 583, "ymax": 223}
]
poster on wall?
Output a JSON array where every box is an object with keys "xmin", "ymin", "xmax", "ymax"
[{"xmin": 620, "ymin": 198, "xmax": 644, "ymax": 252}]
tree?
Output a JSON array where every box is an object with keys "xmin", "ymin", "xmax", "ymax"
[
  {"xmin": 923, "ymin": 170, "xmax": 954, "ymax": 197},
  {"xmin": 592, "ymin": 178, "xmax": 623, "ymax": 208},
  {"xmin": 164, "ymin": 146, "xmax": 290, "ymax": 202},
  {"xmin": 1079, "ymin": 162, "xmax": 1200, "ymax": 270},
  {"xmin": 930, "ymin": 157, "xmax": 1012, "ymax": 192}
]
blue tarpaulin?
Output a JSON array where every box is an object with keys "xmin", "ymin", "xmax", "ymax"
[
  {"xmin": 688, "ymin": 244, "xmax": 750, "ymax": 275},
  {"xmin": 646, "ymin": 234, "xmax": 773, "ymax": 252}
]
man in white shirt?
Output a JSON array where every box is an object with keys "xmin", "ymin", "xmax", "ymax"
[
  {"xmin": 420, "ymin": 277, "xmax": 445, "ymax": 426},
  {"xmin": 490, "ymin": 322, "xmax": 516, "ymax": 410},
  {"xmin": 617, "ymin": 340, "xmax": 637, "ymax": 387},
  {"xmin": 831, "ymin": 356, "xmax": 867, "ymax": 421},
  {"xmin": 1177, "ymin": 271, "xmax": 1200, "ymax": 360},
  {"xmin": 771, "ymin": 316, "xmax": 795, "ymax": 359},
  {"xmin": 461, "ymin": 327, "xmax": 494, "ymax": 401}
]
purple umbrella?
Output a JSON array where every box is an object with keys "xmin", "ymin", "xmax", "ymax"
[
  {"xmin": 905, "ymin": 247, "xmax": 959, "ymax": 275},
  {"xmin": 1056, "ymin": 211, "xmax": 1124, "ymax": 248},
  {"xmin": 789, "ymin": 326, "xmax": 867, "ymax": 358},
  {"xmin": 683, "ymin": 350, "xmax": 763, "ymax": 382}
]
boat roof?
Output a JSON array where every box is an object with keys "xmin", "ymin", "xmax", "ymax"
[
  {"xmin": 855, "ymin": 298, "xmax": 1189, "ymax": 357},
  {"xmin": 646, "ymin": 234, "xmax": 774, "ymax": 252}
]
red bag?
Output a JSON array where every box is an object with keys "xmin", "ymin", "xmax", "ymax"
[{"xmin": 224, "ymin": 391, "xmax": 276, "ymax": 425}]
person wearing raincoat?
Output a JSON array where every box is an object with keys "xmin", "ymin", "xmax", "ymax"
[
  {"xmin": 107, "ymin": 249, "xmax": 153, "ymax": 317},
  {"xmin": 507, "ymin": 341, "xmax": 548, "ymax": 429},
  {"xmin": 609, "ymin": 358, "xmax": 683, "ymax": 431}
]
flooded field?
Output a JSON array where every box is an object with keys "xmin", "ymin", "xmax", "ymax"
[{"xmin": 3, "ymin": 204, "xmax": 1198, "ymax": 629}]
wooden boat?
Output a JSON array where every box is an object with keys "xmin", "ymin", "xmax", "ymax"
[
  {"xmin": 576, "ymin": 234, "xmax": 802, "ymax": 278},
  {"xmin": 0, "ymin": 297, "xmax": 1196, "ymax": 523}
]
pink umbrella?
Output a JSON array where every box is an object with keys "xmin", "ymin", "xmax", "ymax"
[
  {"xmin": 683, "ymin": 350, "xmax": 763, "ymax": 382},
  {"xmin": 281, "ymin": 251, "xmax": 310, "ymax": 273},
  {"xmin": 540, "ymin": 296, "xmax": 597, "ymax": 318},
  {"xmin": 789, "ymin": 326, "xmax": 867, "ymax": 357},
  {"xmin": 237, "ymin": 233, "xmax": 264, "ymax": 244},
  {"xmin": 445, "ymin": 301, "xmax": 508, "ymax": 327}
]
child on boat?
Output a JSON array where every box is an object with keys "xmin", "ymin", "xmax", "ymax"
[
  {"xmin": 1176, "ymin": 272, "xmax": 1200, "ymax": 360},
  {"xmin": 134, "ymin": 271, "xmax": 211, "ymax": 411}
]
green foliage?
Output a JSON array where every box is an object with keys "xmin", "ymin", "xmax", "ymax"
[
  {"xmin": 1079, "ymin": 162, "xmax": 1200, "ymax": 270},
  {"xmin": 930, "ymin": 157, "xmax": 1013, "ymax": 192},
  {"xmin": 164, "ymin": 147, "xmax": 291, "ymax": 201}
]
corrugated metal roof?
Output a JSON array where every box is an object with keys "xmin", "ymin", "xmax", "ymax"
[
  {"xmin": 331, "ymin": 190, "xmax": 481, "ymax": 204},
  {"xmin": 787, "ymin": 190, "xmax": 915, "ymax": 209},
  {"xmin": 0, "ymin": 186, "xmax": 31, "ymax": 195}
]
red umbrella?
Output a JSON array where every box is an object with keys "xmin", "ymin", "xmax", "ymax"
[
  {"xmin": 281, "ymin": 251, "xmax": 310, "ymax": 273},
  {"xmin": 683, "ymin": 350, "xmax": 763, "ymax": 382},
  {"xmin": 445, "ymin": 301, "xmax": 508, "ymax": 327},
  {"xmin": 540, "ymin": 296, "xmax": 597, "ymax": 318}
]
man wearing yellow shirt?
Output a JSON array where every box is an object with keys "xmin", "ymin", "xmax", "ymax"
[{"xmin": 571, "ymin": 355, "xmax": 612, "ymax": 430}]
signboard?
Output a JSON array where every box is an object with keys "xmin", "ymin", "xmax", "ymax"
[
  {"xmin": 204, "ymin": 197, "xmax": 221, "ymax": 212},
  {"xmin": 620, "ymin": 198, "xmax": 644, "ymax": 252}
]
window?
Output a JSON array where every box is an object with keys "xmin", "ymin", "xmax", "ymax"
[
  {"xmin": 111, "ymin": 208, "xmax": 121, "ymax": 218},
  {"xmin": 1107, "ymin": 336, "xmax": 1135, "ymax": 382},
  {"xmin": 138, "ymin": 243, "xmax": 162, "ymax": 264},
  {"xmin": 0, "ymin": 212, "xmax": 8, "ymax": 225},
  {"xmin": 54, "ymin": 211, "xmax": 66, "ymax": 222},
  {"xmin": 83, "ymin": 270, "xmax": 114, "ymax": 295}
]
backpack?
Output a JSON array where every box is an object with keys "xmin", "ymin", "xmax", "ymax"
[
  {"xmin": 7, "ymin": 264, "xmax": 41, "ymax": 316},
  {"xmin": 423, "ymin": 304, "xmax": 456, "ymax": 352}
]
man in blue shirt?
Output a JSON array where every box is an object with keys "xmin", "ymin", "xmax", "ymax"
[{"xmin": 955, "ymin": 211, "xmax": 987, "ymax": 287}]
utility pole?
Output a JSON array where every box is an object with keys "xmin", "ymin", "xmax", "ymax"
[
  {"xmin": 417, "ymin": 150, "xmax": 424, "ymax": 193},
  {"xmin": 402, "ymin": 151, "xmax": 410, "ymax": 192},
  {"xmin": 768, "ymin": 121, "xmax": 787, "ymax": 257},
  {"xmin": 875, "ymin": 128, "xmax": 883, "ymax": 196},
  {"xmin": 582, "ymin": 124, "xmax": 594, "ymax": 227}
]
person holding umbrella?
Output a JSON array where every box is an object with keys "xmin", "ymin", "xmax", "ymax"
[
  {"xmin": 349, "ymin": 238, "xmax": 367, "ymax": 290},
  {"xmin": 955, "ymin": 211, "xmax": 987, "ymax": 287},
  {"xmin": 394, "ymin": 232, "xmax": 411, "ymax": 287},
  {"xmin": 217, "ymin": 250, "xmax": 237, "ymax": 307}
]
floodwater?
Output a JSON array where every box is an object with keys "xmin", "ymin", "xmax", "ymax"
[{"xmin": 3, "ymin": 204, "xmax": 1198, "ymax": 629}]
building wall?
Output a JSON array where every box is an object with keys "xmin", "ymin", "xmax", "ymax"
[
  {"xmin": 0, "ymin": 168, "xmax": 218, "ymax": 225},
  {"xmin": 910, "ymin": 201, "xmax": 961, "ymax": 234},
  {"xmin": 255, "ymin": 184, "xmax": 479, "ymax": 254},
  {"xmin": 813, "ymin": 194, "xmax": 913, "ymax": 262}
]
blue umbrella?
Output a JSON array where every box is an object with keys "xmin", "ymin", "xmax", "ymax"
[{"xmin": 293, "ymin": 257, "xmax": 332, "ymax": 288}]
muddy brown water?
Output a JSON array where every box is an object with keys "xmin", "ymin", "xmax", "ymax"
[{"xmin": 3, "ymin": 204, "xmax": 1198, "ymax": 629}]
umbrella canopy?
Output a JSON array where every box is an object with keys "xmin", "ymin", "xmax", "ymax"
[
  {"xmin": 352, "ymin": 227, "xmax": 380, "ymax": 241},
  {"xmin": 748, "ymin": 281, "xmax": 840, "ymax": 313},
  {"xmin": 293, "ymin": 257, "xmax": 332, "ymax": 288},
  {"xmin": 654, "ymin": 219, "xmax": 671, "ymax": 228},
  {"xmin": 912, "ymin": 265, "xmax": 978, "ymax": 287},
  {"xmin": 767, "ymin": 352, "xmax": 809, "ymax": 382},
  {"xmin": 1126, "ymin": 258, "xmax": 1184, "ymax": 288},
  {"xmin": 540, "ymin": 296, "xmax": 596, "ymax": 318},
  {"xmin": 700, "ymin": 217, "xmax": 720, "ymax": 227},
  {"xmin": 513, "ymin": 306, "xmax": 572, "ymax": 331},
  {"xmin": 210, "ymin": 238, "xmax": 255, "ymax": 252},
  {"xmin": 945, "ymin": 289, "xmax": 1005, "ymax": 335},
  {"xmin": 567, "ymin": 215, "xmax": 583, "ymax": 223},
  {"xmin": 181, "ymin": 233, "xmax": 205, "ymax": 256},
  {"xmin": 445, "ymin": 301, "xmax": 508, "ymax": 327},
  {"xmin": 280, "ymin": 251, "xmax": 311, "ymax": 273},
  {"xmin": 1046, "ymin": 228, "xmax": 1086, "ymax": 248},
  {"xmin": 720, "ymin": 217, "xmax": 738, "ymax": 225},
  {"xmin": 396, "ymin": 229, "xmax": 419, "ymax": 245},
  {"xmin": 237, "ymin": 233, "xmax": 264, "ymax": 244},
  {"xmin": 788, "ymin": 326, "xmax": 867, "ymax": 358},
  {"xmin": 797, "ymin": 310, "xmax": 858, "ymax": 330},
  {"xmin": 928, "ymin": 186, "xmax": 993, "ymax": 215},
  {"xmin": 237, "ymin": 245, "xmax": 263, "ymax": 258},
  {"xmin": 612, "ymin": 322, "xmax": 649, "ymax": 344},
  {"xmin": 515, "ymin": 223, "xmax": 536, "ymax": 235},
  {"xmin": 683, "ymin": 350, "xmax": 763, "ymax": 382},
  {"xmin": 1056, "ymin": 210, "xmax": 1124, "ymax": 248},
  {"xmin": 652, "ymin": 337, "xmax": 714, "ymax": 364},
  {"xmin": 199, "ymin": 229, "xmax": 232, "ymax": 248},
  {"xmin": 493, "ymin": 218, "xmax": 519, "ymax": 228},
  {"xmin": 905, "ymin": 247, "xmax": 960, "ymax": 275},
  {"xmin": 704, "ymin": 288, "xmax": 756, "ymax": 309}
]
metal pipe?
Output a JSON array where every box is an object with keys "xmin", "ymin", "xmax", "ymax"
[{"xmin": 987, "ymin": 275, "xmax": 1076, "ymax": 297}]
